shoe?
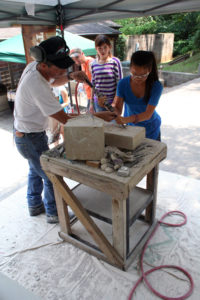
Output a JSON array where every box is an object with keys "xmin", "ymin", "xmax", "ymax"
[
  {"xmin": 46, "ymin": 210, "xmax": 75, "ymax": 224},
  {"xmin": 29, "ymin": 203, "xmax": 45, "ymax": 216},
  {"xmin": 46, "ymin": 215, "xmax": 59, "ymax": 224}
]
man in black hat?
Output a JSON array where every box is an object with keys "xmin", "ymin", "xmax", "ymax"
[{"xmin": 14, "ymin": 36, "xmax": 115, "ymax": 224}]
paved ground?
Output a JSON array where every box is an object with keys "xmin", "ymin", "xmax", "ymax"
[
  {"xmin": 0, "ymin": 109, "xmax": 28, "ymax": 200},
  {"xmin": 158, "ymin": 77, "xmax": 200, "ymax": 179},
  {"xmin": 0, "ymin": 77, "xmax": 200, "ymax": 201}
]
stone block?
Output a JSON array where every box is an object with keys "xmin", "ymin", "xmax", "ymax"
[
  {"xmin": 64, "ymin": 115, "xmax": 105, "ymax": 160},
  {"xmin": 104, "ymin": 124, "xmax": 145, "ymax": 150}
]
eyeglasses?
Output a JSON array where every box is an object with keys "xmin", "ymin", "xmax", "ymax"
[{"xmin": 130, "ymin": 72, "xmax": 150, "ymax": 79}]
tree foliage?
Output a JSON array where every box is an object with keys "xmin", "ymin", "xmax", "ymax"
[
  {"xmin": 115, "ymin": 34, "xmax": 126, "ymax": 61},
  {"xmin": 115, "ymin": 12, "xmax": 200, "ymax": 56}
]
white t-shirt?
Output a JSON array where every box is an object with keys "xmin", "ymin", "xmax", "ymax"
[{"xmin": 14, "ymin": 61, "xmax": 62, "ymax": 133}]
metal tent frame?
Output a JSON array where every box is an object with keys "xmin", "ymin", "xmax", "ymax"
[{"xmin": 0, "ymin": 1, "xmax": 199, "ymax": 28}]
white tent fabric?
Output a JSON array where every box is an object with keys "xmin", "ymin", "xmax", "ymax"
[{"xmin": 1, "ymin": 0, "xmax": 200, "ymax": 27}]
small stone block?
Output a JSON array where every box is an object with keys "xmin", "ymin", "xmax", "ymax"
[
  {"xmin": 64, "ymin": 115, "xmax": 105, "ymax": 160},
  {"xmin": 117, "ymin": 166, "xmax": 130, "ymax": 177},
  {"xmin": 104, "ymin": 124, "xmax": 145, "ymax": 150}
]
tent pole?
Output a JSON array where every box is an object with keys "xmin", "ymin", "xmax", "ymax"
[{"xmin": 57, "ymin": 1, "xmax": 73, "ymax": 107}]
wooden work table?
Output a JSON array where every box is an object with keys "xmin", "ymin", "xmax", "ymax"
[{"xmin": 40, "ymin": 138, "xmax": 167, "ymax": 270}]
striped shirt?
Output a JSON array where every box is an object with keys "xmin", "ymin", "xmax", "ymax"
[{"xmin": 91, "ymin": 57, "xmax": 123, "ymax": 104}]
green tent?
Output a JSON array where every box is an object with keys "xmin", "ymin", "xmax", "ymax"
[
  {"xmin": 0, "ymin": 31, "xmax": 96, "ymax": 64},
  {"xmin": 0, "ymin": 34, "xmax": 26, "ymax": 64},
  {"xmin": 64, "ymin": 31, "xmax": 96, "ymax": 57}
]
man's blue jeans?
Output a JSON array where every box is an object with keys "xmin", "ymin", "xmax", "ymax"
[{"xmin": 14, "ymin": 130, "xmax": 57, "ymax": 216}]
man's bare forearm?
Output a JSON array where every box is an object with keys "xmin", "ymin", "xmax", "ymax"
[
  {"xmin": 51, "ymin": 71, "xmax": 90, "ymax": 87},
  {"xmin": 50, "ymin": 109, "xmax": 70, "ymax": 124}
]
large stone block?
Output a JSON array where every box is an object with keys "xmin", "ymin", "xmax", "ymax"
[
  {"xmin": 104, "ymin": 124, "xmax": 145, "ymax": 150},
  {"xmin": 64, "ymin": 115, "xmax": 105, "ymax": 160}
]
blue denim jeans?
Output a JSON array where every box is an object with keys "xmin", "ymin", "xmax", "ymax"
[{"xmin": 14, "ymin": 130, "xmax": 57, "ymax": 216}]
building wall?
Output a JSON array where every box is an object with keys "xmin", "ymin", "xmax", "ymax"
[
  {"xmin": 124, "ymin": 33, "xmax": 174, "ymax": 63},
  {"xmin": 160, "ymin": 71, "xmax": 200, "ymax": 87}
]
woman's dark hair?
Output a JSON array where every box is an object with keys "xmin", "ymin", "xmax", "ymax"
[
  {"xmin": 95, "ymin": 34, "xmax": 112, "ymax": 58},
  {"xmin": 130, "ymin": 51, "xmax": 158, "ymax": 104},
  {"xmin": 95, "ymin": 34, "xmax": 112, "ymax": 47}
]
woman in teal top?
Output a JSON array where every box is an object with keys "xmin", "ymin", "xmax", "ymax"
[{"xmin": 114, "ymin": 51, "xmax": 163, "ymax": 140}]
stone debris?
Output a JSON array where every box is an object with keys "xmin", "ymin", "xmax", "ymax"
[
  {"xmin": 99, "ymin": 146, "xmax": 133, "ymax": 175},
  {"xmin": 117, "ymin": 166, "xmax": 130, "ymax": 177},
  {"xmin": 44, "ymin": 142, "xmax": 154, "ymax": 177}
]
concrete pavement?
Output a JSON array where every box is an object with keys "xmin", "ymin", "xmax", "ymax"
[{"xmin": 158, "ymin": 77, "xmax": 200, "ymax": 179}]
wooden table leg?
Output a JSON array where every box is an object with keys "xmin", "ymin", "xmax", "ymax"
[
  {"xmin": 112, "ymin": 198, "xmax": 127, "ymax": 261},
  {"xmin": 46, "ymin": 172, "xmax": 72, "ymax": 234},
  {"xmin": 145, "ymin": 165, "xmax": 159, "ymax": 223},
  {"xmin": 48, "ymin": 173, "xmax": 124, "ymax": 268}
]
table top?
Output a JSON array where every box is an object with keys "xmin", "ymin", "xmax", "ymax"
[{"xmin": 41, "ymin": 138, "xmax": 167, "ymax": 201}]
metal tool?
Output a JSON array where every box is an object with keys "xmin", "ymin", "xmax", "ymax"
[
  {"xmin": 85, "ymin": 78, "xmax": 126, "ymax": 128},
  {"xmin": 85, "ymin": 78, "xmax": 102, "ymax": 98}
]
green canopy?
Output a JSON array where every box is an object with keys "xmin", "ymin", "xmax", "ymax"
[
  {"xmin": 0, "ymin": 31, "xmax": 96, "ymax": 64},
  {"xmin": 64, "ymin": 31, "xmax": 96, "ymax": 57},
  {"xmin": 0, "ymin": 34, "xmax": 26, "ymax": 64}
]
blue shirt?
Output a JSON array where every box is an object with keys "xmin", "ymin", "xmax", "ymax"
[{"xmin": 117, "ymin": 76, "xmax": 163, "ymax": 140}]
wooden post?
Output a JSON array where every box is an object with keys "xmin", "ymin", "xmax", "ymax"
[
  {"xmin": 48, "ymin": 173, "xmax": 124, "ymax": 268},
  {"xmin": 145, "ymin": 165, "xmax": 159, "ymax": 223},
  {"xmin": 21, "ymin": 25, "xmax": 56, "ymax": 64},
  {"xmin": 46, "ymin": 172, "xmax": 72, "ymax": 234},
  {"xmin": 112, "ymin": 198, "xmax": 127, "ymax": 260}
]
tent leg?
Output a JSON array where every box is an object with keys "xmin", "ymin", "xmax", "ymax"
[{"xmin": 67, "ymin": 82, "xmax": 73, "ymax": 107}]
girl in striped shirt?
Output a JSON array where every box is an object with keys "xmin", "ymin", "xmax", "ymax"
[{"xmin": 91, "ymin": 35, "xmax": 123, "ymax": 112}]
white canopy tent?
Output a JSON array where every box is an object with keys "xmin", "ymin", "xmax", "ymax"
[{"xmin": 0, "ymin": 0, "xmax": 199, "ymax": 28}]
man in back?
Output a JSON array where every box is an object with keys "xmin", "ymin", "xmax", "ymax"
[{"xmin": 70, "ymin": 48, "xmax": 94, "ymax": 112}]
